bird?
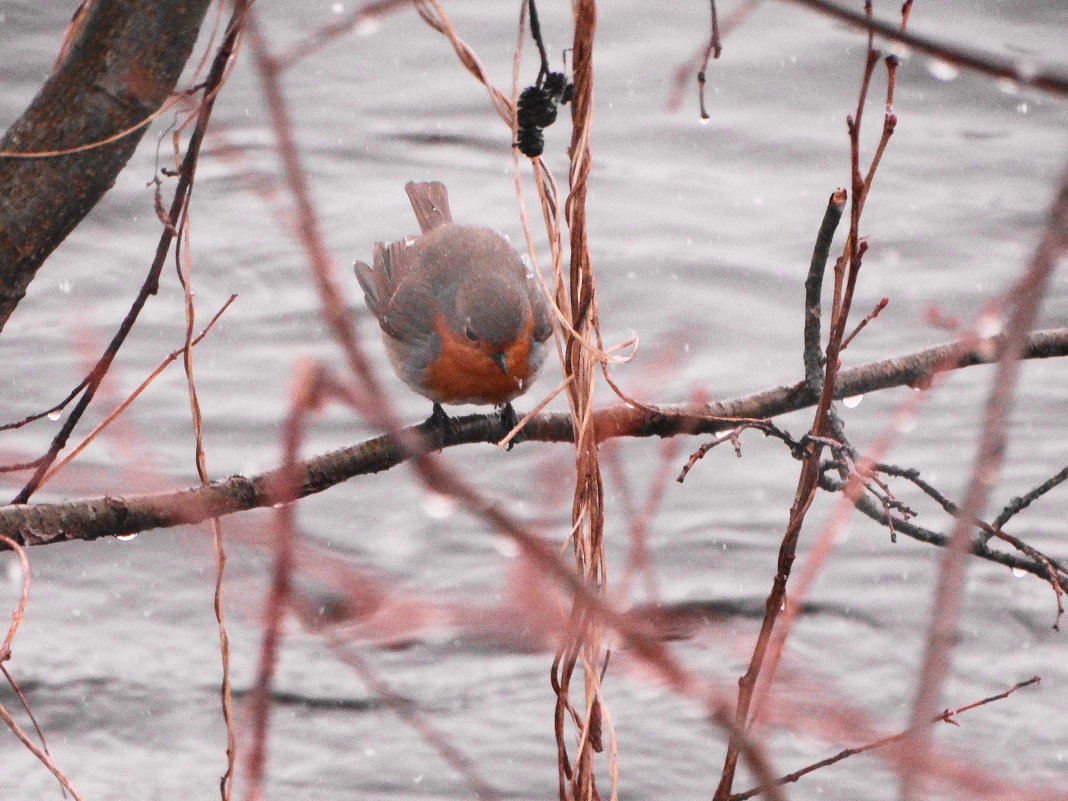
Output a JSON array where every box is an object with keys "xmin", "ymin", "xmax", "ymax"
[{"xmin": 353, "ymin": 181, "xmax": 553, "ymax": 435}]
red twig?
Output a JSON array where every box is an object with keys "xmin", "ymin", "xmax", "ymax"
[
  {"xmin": 714, "ymin": 5, "xmax": 903, "ymax": 795},
  {"xmin": 665, "ymin": 0, "xmax": 760, "ymax": 114},
  {"xmin": 246, "ymin": 14, "xmax": 390, "ymax": 427},
  {"xmin": 785, "ymin": 0, "xmax": 1068, "ymax": 97},
  {"xmin": 242, "ymin": 359, "xmax": 329, "ymax": 801},
  {"xmin": 732, "ymin": 677, "xmax": 1042, "ymax": 800},
  {"xmin": 841, "ymin": 296, "xmax": 889, "ymax": 350},
  {"xmin": 0, "ymin": 534, "xmax": 82, "ymax": 799}
]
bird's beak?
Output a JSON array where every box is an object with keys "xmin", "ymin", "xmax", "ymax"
[{"xmin": 491, "ymin": 351, "xmax": 508, "ymax": 375}]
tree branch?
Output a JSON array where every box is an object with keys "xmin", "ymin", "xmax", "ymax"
[
  {"xmin": 785, "ymin": 0, "xmax": 1068, "ymax": 98},
  {"xmin": 0, "ymin": 0, "xmax": 212, "ymax": 332},
  {"xmin": 1, "ymin": 327, "xmax": 1065, "ymax": 547}
]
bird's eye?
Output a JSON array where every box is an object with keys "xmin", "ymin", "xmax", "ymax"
[{"xmin": 465, "ymin": 327, "xmax": 478, "ymax": 341}]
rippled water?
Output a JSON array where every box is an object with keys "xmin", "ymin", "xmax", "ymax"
[{"xmin": 1, "ymin": 1, "xmax": 1067, "ymax": 798}]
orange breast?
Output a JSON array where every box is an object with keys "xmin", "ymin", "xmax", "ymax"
[{"xmin": 421, "ymin": 313, "xmax": 535, "ymax": 405}]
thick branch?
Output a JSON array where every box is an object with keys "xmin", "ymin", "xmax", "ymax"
[
  {"xmin": 1, "ymin": 328, "xmax": 1064, "ymax": 547},
  {"xmin": 0, "ymin": 0, "xmax": 211, "ymax": 332}
]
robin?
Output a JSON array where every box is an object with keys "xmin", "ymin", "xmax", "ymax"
[{"xmin": 354, "ymin": 181, "xmax": 553, "ymax": 431}]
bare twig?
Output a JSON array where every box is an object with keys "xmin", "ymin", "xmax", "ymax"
[
  {"xmin": 0, "ymin": 378, "xmax": 90, "ymax": 435},
  {"xmin": 992, "ymin": 464, "xmax": 1068, "ymax": 531},
  {"xmin": 677, "ymin": 419, "xmax": 796, "ymax": 483},
  {"xmin": 0, "ymin": 534, "xmax": 82, "ymax": 799},
  {"xmin": 175, "ymin": 207, "xmax": 237, "ymax": 800},
  {"xmin": 872, "ymin": 463, "xmax": 1065, "ymax": 625},
  {"xmin": 841, "ymin": 296, "xmax": 889, "ymax": 350},
  {"xmin": 731, "ymin": 677, "xmax": 1042, "ymax": 800},
  {"xmin": 665, "ymin": 0, "xmax": 760, "ymax": 114},
  {"xmin": 817, "ymin": 471, "xmax": 1068, "ymax": 591},
  {"xmin": 0, "ymin": 699, "xmax": 84, "ymax": 801},
  {"xmin": 34, "ymin": 295, "xmax": 236, "ymax": 489},
  {"xmin": 241, "ymin": 359, "xmax": 323, "ymax": 801},
  {"xmin": 696, "ymin": 0, "xmax": 722, "ymax": 122},
  {"xmin": 785, "ymin": 0, "xmax": 1068, "ymax": 97},
  {"xmin": 714, "ymin": 12, "xmax": 903, "ymax": 793}
]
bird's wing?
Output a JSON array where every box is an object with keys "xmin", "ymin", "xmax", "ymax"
[
  {"xmin": 380, "ymin": 280, "xmax": 437, "ymax": 344},
  {"xmin": 356, "ymin": 230, "xmax": 441, "ymax": 343},
  {"xmin": 526, "ymin": 271, "xmax": 554, "ymax": 343},
  {"xmin": 405, "ymin": 181, "xmax": 452, "ymax": 233},
  {"xmin": 355, "ymin": 232, "xmax": 427, "ymax": 306},
  {"xmin": 353, "ymin": 242, "xmax": 394, "ymax": 316}
]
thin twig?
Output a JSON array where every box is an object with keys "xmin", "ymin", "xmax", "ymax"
[
  {"xmin": 714, "ymin": 12, "xmax": 899, "ymax": 794},
  {"xmin": 992, "ymin": 464, "xmax": 1068, "ymax": 531},
  {"xmin": 785, "ymin": 0, "xmax": 1068, "ymax": 97},
  {"xmin": 0, "ymin": 534, "xmax": 82, "ymax": 800},
  {"xmin": 241, "ymin": 359, "xmax": 327, "ymax": 801},
  {"xmin": 36, "ymin": 295, "xmax": 236, "ymax": 489},
  {"xmin": 731, "ymin": 677, "xmax": 1041, "ymax": 800},
  {"xmin": 0, "ymin": 378, "xmax": 89, "ymax": 435},
  {"xmin": 665, "ymin": 0, "xmax": 760, "ymax": 114},
  {"xmin": 0, "ymin": 700, "xmax": 84, "ymax": 801},
  {"xmin": 696, "ymin": 0, "xmax": 722, "ymax": 122},
  {"xmin": 841, "ymin": 296, "xmax": 889, "ymax": 350}
]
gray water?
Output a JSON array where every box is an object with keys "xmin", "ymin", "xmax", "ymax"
[{"xmin": 1, "ymin": 1, "xmax": 1067, "ymax": 799}]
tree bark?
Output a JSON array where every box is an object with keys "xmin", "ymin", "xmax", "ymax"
[{"xmin": 0, "ymin": 0, "xmax": 211, "ymax": 332}]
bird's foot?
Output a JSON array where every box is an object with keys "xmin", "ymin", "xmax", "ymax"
[
  {"xmin": 426, "ymin": 402, "xmax": 455, "ymax": 443},
  {"xmin": 499, "ymin": 402, "xmax": 523, "ymax": 450}
]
